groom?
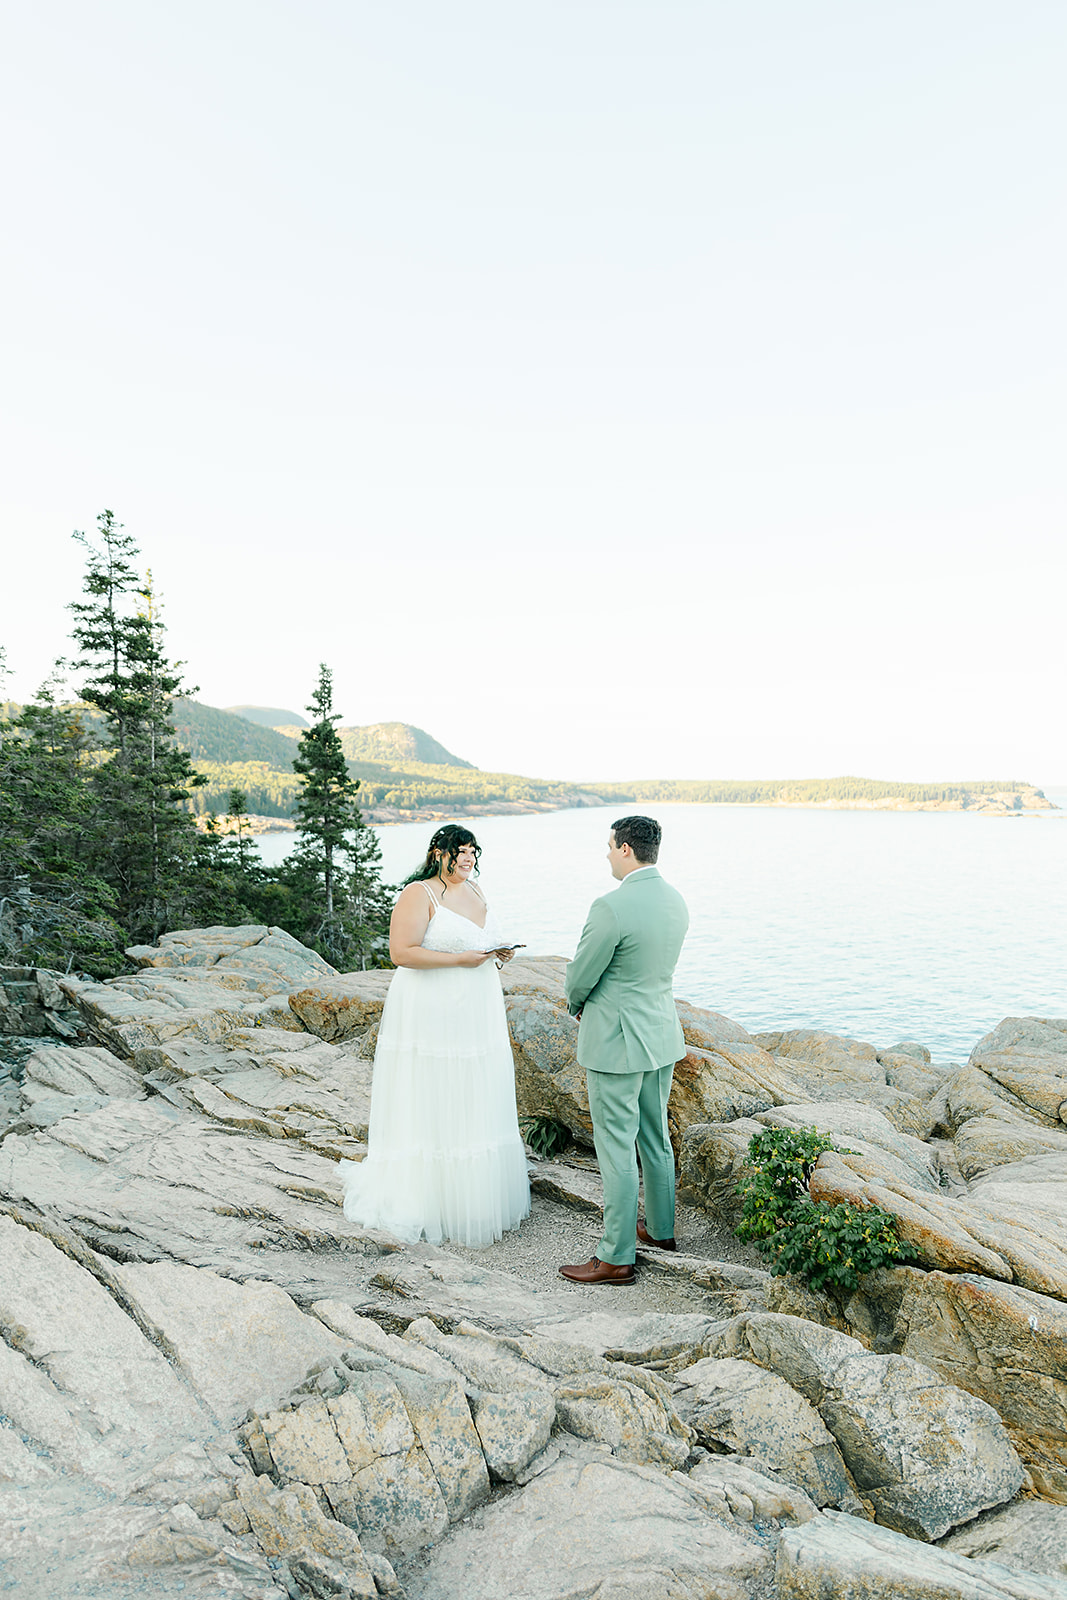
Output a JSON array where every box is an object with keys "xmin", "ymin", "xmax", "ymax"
[{"xmin": 559, "ymin": 816, "xmax": 689, "ymax": 1285}]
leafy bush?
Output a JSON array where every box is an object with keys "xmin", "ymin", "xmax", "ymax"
[
  {"xmin": 736, "ymin": 1125, "xmax": 920, "ymax": 1294},
  {"xmin": 520, "ymin": 1115, "xmax": 571, "ymax": 1159}
]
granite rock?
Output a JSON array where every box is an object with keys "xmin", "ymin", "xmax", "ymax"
[
  {"xmin": 403, "ymin": 1453, "xmax": 772, "ymax": 1600},
  {"xmin": 777, "ymin": 1509, "xmax": 1067, "ymax": 1600},
  {"xmin": 673, "ymin": 1355, "xmax": 865, "ymax": 1512}
]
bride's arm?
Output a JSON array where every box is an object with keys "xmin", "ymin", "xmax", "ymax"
[{"xmin": 389, "ymin": 884, "xmax": 493, "ymax": 969}]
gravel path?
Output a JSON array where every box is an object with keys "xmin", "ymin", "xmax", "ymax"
[{"xmin": 439, "ymin": 1184, "xmax": 763, "ymax": 1317}]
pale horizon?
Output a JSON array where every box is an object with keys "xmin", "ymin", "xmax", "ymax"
[{"xmin": 2, "ymin": 3, "xmax": 1065, "ymax": 787}]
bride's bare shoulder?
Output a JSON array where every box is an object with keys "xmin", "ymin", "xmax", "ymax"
[{"xmin": 394, "ymin": 881, "xmax": 433, "ymax": 909}]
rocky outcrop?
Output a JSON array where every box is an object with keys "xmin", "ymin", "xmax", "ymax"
[
  {"xmin": 56, "ymin": 925, "xmax": 335, "ymax": 1057},
  {"xmin": 0, "ymin": 963, "xmax": 82, "ymax": 1039},
  {"xmin": 3, "ymin": 929, "xmax": 1067, "ymax": 1598}
]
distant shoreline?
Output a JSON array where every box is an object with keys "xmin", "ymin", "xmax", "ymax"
[{"xmin": 244, "ymin": 788, "xmax": 1061, "ymax": 835}]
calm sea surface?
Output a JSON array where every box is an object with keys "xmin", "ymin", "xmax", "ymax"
[{"xmin": 256, "ymin": 796, "xmax": 1067, "ymax": 1065}]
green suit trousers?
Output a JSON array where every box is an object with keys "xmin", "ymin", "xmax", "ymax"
[{"xmin": 587, "ymin": 1062, "xmax": 676, "ymax": 1265}]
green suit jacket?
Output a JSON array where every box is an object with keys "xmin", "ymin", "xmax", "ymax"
[{"xmin": 565, "ymin": 866, "xmax": 689, "ymax": 1074}]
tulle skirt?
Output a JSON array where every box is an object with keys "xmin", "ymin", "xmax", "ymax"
[{"xmin": 339, "ymin": 961, "xmax": 531, "ymax": 1247}]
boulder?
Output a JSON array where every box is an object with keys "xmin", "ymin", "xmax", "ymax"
[
  {"xmin": 390, "ymin": 1366, "xmax": 490, "ymax": 1516},
  {"xmin": 666, "ymin": 1041, "xmax": 803, "ymax": 1143},
  {"xmin": 969, "ymin": 1018, "xmax": 1067, "ymax": 1124},
  {"xmin": 501, "ymin": 956, "xmax": 570, "ymax": 1007},
  {"xmin": 403, "ymin": 1317, "xmax": 557, "ymax": 1394},
  {"xmin": 819, "ymin": 1352, "xmax": 1024, "ymax": 1539},
  {"xmin": 127, "ymin": 924, "xmax": 336, "ymax": 984},
  {"xmin": 526, "ymin": 1157, "xmax": 604, "ymax": 1211},
  {"xmin": 552, "ymin": 1368, "xmax": 692, "ymax": 1471},
  {"xmin": 879, "ymin": 1046, "xmax": 946, "ymax": 1101},
  {"xmin": 678, "ymin": 1100, "xmax": 940, "ymax": 1232},
  {"xmin": 288, "ymin": 970, "xmax": 394, "ymax": 1042},
  {"xmin": 151, "ymin": 1028, "xmax": 376, "ymax": 1152},
  {"xmin": 672, "ymin": 1356, "xmax": 864, "ymax": 1511},
  {"xmin": 58, "ymin": 973, "xmax": 256, "ymax": 1054},
  {"xmin": 403, "ymin": 1452, "xmax": 772, "ymax": 1600},
  {"xmin": 703, "ymin": 1311, "xmax": 1025, "ymax": 1539},
  {"xmin": 507, "ymin": 981, "xmax": 858, "ymax": 1154},
  {"xmin": 507, "ymin": 991, "xmax": 591, "ymax": 1143},
  {"xmin": 930, "ymin": 1062, "xmax": 1058, "ymax": 1135},
  {"xmin": 600, "ymin": 1311, "xmax": 731, "ymax": 1370},
  {"xmin": 859, "ymin": 1267, "xmax": 1067, "ymax": 1499},
  {"xmin": 331, "ymin": 1440, "xmax": 450, "ymax": 1558},
  {"xmin": 754, "ymin": 1028, "xmax": 885, "ymax": 1088},
  {"xmin": 58, "ymin": 927, "xmax": 336, "ymax": 1056},
  {"xmin": 251, "ymin": 1358, "xmax": 492, "ymax": 1558},
  {"xmin": 777, "ymin": 1509, "xmax": 1067, "ymax": 1600},
  {"xmin": 470, "ymin": 1387, "xmax": 556, "ymax": 1481},
  {"xmin": 678, "ymin": 1115, "xmax": 763, "ymax": 1225},
  {"xmin": 954, "ymin": 1116, "xmax": 1067, "ymax": 1182}
]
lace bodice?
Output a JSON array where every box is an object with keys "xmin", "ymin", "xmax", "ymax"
[{"xmin": 421, "ymin": 893, "xmax": 504, "ymax": 955}]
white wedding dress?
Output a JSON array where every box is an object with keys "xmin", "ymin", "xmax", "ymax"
[{"xmin": 339, "ymin": 886, "xmax": 531, "ymax": 1247}]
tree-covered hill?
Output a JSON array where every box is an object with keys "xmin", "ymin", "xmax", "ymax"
[
  {"xmin": 171, "ymin": 700, "xmax": 300, "ymax": 765},
  {"xmin": 337, "ymin": 722, "xmax": 473, "ymax": 769},
  {"xmin": 589, "ymin": 776, "xmax": 1053, "ymax": 810}
]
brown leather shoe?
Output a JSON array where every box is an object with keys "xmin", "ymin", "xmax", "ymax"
[
  {"xmin": 558, "ymin": 1256, "xmax": 636, "ymax": 1285},
  {"xmin": 636, "ymin": 1220, "xmax": 677, "ymax": 1251}
]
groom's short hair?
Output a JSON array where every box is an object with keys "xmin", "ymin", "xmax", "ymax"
[{"xmin": 611, "ymin": 815, "xmax": 661, "ymax": 863}]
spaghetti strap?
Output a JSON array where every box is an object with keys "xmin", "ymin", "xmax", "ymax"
[{"xmin": 422, "ymin": 882, "xmax": 440, "ymax": 914}]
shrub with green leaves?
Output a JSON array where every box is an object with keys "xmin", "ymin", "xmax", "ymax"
[
  {"xmin": 519, "ymin": 1115, "xmax": 571, "ymax": 1160},
  {"xmin": 736, "ymin": 1125, "xmax": 920, "ymax": 1294}
]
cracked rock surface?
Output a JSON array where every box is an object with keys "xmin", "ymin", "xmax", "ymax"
[{"xmin": 1, "ymin": 930, "xmax": 1066, "ymax": 1598}]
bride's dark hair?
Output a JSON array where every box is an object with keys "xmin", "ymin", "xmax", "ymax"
[{"xmin": 405, "ymin": 824, "xmax": 481, "ymax": 889}]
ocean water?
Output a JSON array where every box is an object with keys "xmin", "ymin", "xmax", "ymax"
[{"xmin": 256, "ymin": 796, "xmax": 1067, "ymax": 1065}]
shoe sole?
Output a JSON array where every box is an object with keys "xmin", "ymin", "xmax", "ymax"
[{"xmin": 558, "ymin": 1273, "xmax": 636, "ymax": 1286}]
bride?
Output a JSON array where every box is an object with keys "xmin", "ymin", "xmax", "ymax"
[{"xmin": 339, "ymin": 824, "xmax": 531, "ymax": 1247}]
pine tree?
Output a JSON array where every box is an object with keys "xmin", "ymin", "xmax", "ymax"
[
  {"xmin": 336, "ymin": 816, "xmax": 393, "ymax": 971},
  {"xmin": 0, "ymin": 669, "xmax": 125, "ymax": 975},
  {"xmin": 69, "ymin": 514, "xmax": 207, "ymax": 944},
  {"xmin": 291, "ymin": 664, "xmax": 363, "ymax": 922},
  {"xmin": 286, "ymin": 664, "xmax": 391, "ymax": 968}
]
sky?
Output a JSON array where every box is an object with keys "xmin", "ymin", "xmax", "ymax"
[{"xmin": 1, "ymin": 2, "xmax": 1065, "ymax": 784}]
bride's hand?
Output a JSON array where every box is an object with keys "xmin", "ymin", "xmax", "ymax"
[{"xmin": 456, "ymin": 950, "xmax": 494, "ymax": 967}]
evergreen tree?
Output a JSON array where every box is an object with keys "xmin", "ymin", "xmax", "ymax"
[
  {"xmin": 0, "ymin": 669, "xmax": 125, "ymax": 976},
  {"xmin": 69, "ymin": 514, "xmax": 207, "ymax": 943},
  {"xmin": 227, "ymin": 787, "xmax": 253, "ymax": 875},
  {"xmin": 286, "ymin": 664, "xmax": 391, "ymax": 968},
  {"xmin": 291, "ymin": 665, "xmax": 363, "ymax": 922},
  {"xmin": 335, "ymin": 815, "xmax": 393, "ymax": 971}
]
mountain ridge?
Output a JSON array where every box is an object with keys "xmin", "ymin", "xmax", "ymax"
[{"xmin": 224, "ymin": 704, "xmax": 309, "ymax": 730}]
